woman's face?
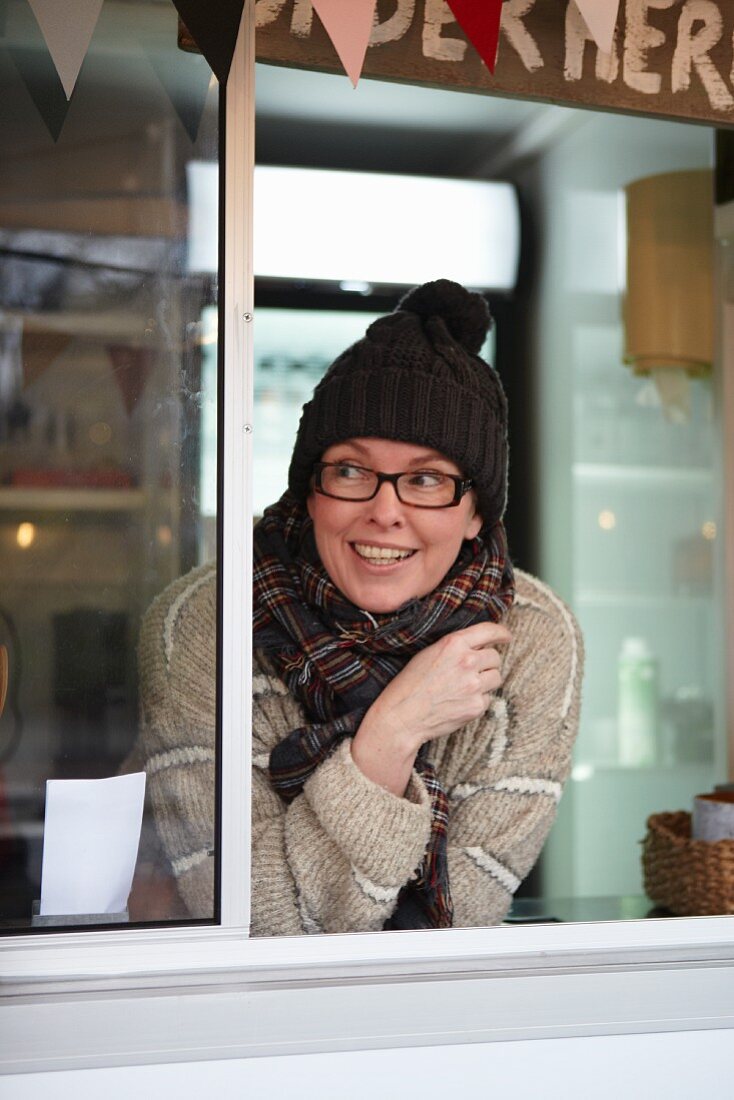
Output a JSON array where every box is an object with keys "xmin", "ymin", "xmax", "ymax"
[{"xmin": 307, "ymin": 437, "xmax": 482, "ymax": 613}]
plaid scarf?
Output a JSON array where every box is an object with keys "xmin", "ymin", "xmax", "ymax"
[{"xmin": 253, "ymin": 492, "xmax": 515, "ymax": 930}]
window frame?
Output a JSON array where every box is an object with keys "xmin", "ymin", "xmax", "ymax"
[{"xmin": 3, "ymin": 1, "xmax": 734, "ymax": 1068}]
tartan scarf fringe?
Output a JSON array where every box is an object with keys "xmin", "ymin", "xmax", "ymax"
[{"xmin": 252, "ymin": 492, "xmax": 515, "ymax": 930}]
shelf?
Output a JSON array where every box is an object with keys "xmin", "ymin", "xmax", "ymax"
[
  {"xmin": 573, "ymin": 462, "xmax": 713, "ymax": 486},
  {"xmin": 572, "ymin": 761, "xmax": 714, "ymax": 776},
  {"xmin": 7, "ymin": 308, "xmax": 149, "ymax": 341},
  {"xmin": 0, "ymin": 822, "xmax": 43, "ymax": 841},
  {"xmin": 576, "ymin": 590, "xmax": 711, "ymax": 607},
  {"xmin": 0, "ymin": 488, "xmax": 146, "ymax": 512}
]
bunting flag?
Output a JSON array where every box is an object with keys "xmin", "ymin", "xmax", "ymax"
[
  {"xmin": 311, "ymin": 0, "xmax": 378, "ymax": 88},
  {"xmin": 8, "ymin": 43, "xmax": 72, "ymax": 142},
  {"xmin": 27, "ymin": 0, "xmax": 103, "ymax": 100},
  {"xmin": 143, "ymin": 32, "xmax": 212, "ymax": 142},
  {"xmin": 446, "ymin": 0, "xmax": 504, "ymax": 75},
  {"xmin": 573, "ymin": 0, "xmax": 621, "ymax": 55},
  {"xmin": 107, "ymin": 346, "xmax": 154, "ymax": 417},
  {"xmin": 171, "ymin": 1, "xmax": 244, "ymax": 85},
  {"xmin": 21, "ymin": 331, "xmax": 72, "ymax": 389}
]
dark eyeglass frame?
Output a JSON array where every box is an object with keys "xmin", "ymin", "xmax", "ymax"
[{"xmin": 312, "ymin": 462, "xmax": 474, "ymax": 509}]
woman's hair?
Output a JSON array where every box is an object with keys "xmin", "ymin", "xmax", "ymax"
[{"xmin": 287, "ymin": 279, "xmax": 508, "ymax": 532}]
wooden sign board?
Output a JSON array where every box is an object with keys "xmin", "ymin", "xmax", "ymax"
[{"xmin": 255, "ymin": 0, "xmax": 734, "ymax": 128}]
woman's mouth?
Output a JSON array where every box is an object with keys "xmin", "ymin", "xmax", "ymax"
[{"xmin": 351, "ymin": 542, "xmax": 416, "ymax": 566}]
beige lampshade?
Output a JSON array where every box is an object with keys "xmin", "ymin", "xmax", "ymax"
[{"xmin": 624, "ymin": 169, "xmax": 713, "ymax": 376}]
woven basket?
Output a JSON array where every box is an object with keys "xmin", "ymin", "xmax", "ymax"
[{"xmin": 642, "ymin": 811, "xmax": 734, "ymax": 916}]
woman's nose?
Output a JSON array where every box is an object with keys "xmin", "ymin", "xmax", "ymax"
[{"xmin": 365, "ymin": 479, "xmax": 405, "ymax": 525}]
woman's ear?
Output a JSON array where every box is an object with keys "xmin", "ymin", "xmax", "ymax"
[
  {"xmin": 464, "ymin": 492, "xmax": 482, "ymax": 540},
  {"xmin": 465, "ymin": 509, "xmax": 482, "ymax": 540},
  {"xmin": 306, "ymin": 492, "xmax": 315, "ymax": 520}
]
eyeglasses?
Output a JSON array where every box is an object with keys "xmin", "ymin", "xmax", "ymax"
[{"xmin": 312, "ymin": 462, "xmax": 474, "ymax": 509}]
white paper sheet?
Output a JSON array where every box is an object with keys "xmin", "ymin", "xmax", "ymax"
[{"xmin": 39, "ymin": 772, "xmax": 146, "ymax": 917}]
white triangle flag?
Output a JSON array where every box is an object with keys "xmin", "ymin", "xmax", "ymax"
[
  {"xmin": 27, "ymin": 0, "xmax": 104, "ymax": 100},
  {"xmin": 573, "ymin": 0, "xmax": 621, "ymax": 56}
]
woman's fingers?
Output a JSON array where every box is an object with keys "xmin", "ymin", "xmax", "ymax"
[
  {"xmin": 479, "ymin": 667, "xmax": 503, "ymax": 695},
  {"xmin": 373, "ymin": 622, "xmax": 511, "ymax": 746},
  {"xmin": 455, "ymin": 621, "xmax": 512, "ymax": 649},
  {"xmin": 476, "ymin": 646, "xmax": 502, "ymax": 672}
]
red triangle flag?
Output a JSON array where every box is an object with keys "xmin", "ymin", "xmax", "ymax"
[{"xmin": 446, "ymin": 0, "xmax": 504, "ymax": 75}]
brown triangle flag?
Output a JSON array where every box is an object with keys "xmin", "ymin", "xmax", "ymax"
[
  {"xmin": 21, "ymin": 330, "xmax": 72, "ymax": 389},
  {"xmin": 107, "ymin": 345, "xmax": 155, "ymax": 417},
  {"xmin": 172, "ymin": 0, "xmax": 244, "ymax": 85}
]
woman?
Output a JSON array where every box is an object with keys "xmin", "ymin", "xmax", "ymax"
[{"xmin": 134, "ymin": 279, "xmax": 583, "ymax": 933}]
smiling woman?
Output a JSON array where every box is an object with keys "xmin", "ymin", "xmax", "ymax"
[
  {"xmin": 307, "ymin": 439, "xmax": 482, "ymax": 613},
  {"xmin": 132, "ymin": 277, "xmax": 583, "ymax": 934}
]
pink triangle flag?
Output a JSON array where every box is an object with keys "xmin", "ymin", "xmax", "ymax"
[
  {"xmin": 27, "ymin": 0, "xmax": 104, "ymax": 100},
  {"xmin": 312, "ymin": 0, "xmax": 378, "ymax": 88},
  {"xmin": 573, "ymin": 0, "xmax": 621, "ymax": 56}
]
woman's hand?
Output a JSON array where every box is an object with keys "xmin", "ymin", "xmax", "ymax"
[{"xmin": 351, "ymin": 622, "xmax": 511, "ymax": 796}]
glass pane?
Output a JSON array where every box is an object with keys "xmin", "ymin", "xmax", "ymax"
[
  {"xmin": 253, "ymin": 306, "xmax": 495, "ymax": 516},
  {"xmin": 254, "ymin": 309, "xmax": 382, "ymax": 514},
  {"xmin": 0, "ymin": 0, "xmax": 219, "ymax": 930},
  {"xmin": 517, "ymin": 112, "xmax": 724, "ymax": 916},
  {"xmin": 252, "ymin": 60, "xmax": 726, "ymax": 935}
]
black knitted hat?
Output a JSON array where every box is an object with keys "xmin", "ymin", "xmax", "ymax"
[{"xmin": 287, "ymin": 279, "xmax": 508, "ymax": 530}]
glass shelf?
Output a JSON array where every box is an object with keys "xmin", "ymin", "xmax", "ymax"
[
  {"xmin": 576, "ymin": 590, "xmax": 711, "ymax": 606},
  {"xmin": 573, "ymin": 462, "xmax": 713, "ymax": 485},
  {"xmin": 0, "ymin": 488, "xmax": 146, "ymax": 512}
]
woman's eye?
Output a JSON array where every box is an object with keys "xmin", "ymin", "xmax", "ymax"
[
  {"xmin": 334, "ymin": 464, "xmax": 367, "ymax": 480},
  {"xmin": 407, "ymin": 471, "xmax": 446, "ymax": 490}
]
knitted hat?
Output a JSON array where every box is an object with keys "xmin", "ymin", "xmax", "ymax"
[{"xmin": 287, "ymin": 279, "xmax": 508, "ymax": 530}]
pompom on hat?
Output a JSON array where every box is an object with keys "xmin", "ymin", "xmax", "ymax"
[{"xmin": 287, "ymin": 279, "xmax": 508, "ymax": 531}]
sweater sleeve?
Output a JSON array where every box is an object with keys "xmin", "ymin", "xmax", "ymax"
[
  {"xmin": 444, "ymin": 577, "xmax": 584, "ymax": 927},
  {"xmin": 134, "ymin": 564, "xmax": 218, "ymax": 919},
  {"xmin": 250, "ymin": 676, "xmax": 433, "ymax": 936}
]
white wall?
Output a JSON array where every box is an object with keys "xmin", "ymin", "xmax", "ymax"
[{"xmin": 5, "ymin": 1029, "xmax": 734, "ymax": 1099}]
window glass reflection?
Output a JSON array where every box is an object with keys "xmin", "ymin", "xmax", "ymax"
[{"xmin": 0, "ymin": 0, "xmax": 219, "ymax": 930}]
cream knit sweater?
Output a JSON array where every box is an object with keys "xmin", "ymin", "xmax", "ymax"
[{"xmin": 134, "ymin": 562, "xmax": 583, "ymax": 935}]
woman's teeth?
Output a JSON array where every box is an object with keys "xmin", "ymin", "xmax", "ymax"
[{"xmin": 352, "ymin": 543, "xmax": 414, "ymax": 564}]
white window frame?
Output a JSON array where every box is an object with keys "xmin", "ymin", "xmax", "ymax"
[{"xmin": 3, "ymin": 2, "xmax": 734, "ymax": 1073}]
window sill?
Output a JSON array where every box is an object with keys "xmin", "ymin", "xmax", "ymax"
[
  {"xmin": 3, "ymin": 918, "xmax": 734, "ymax": 1075},
  {"xmin": 3, "ymin": 913, "xmax": 734, "ymax": 989}
]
